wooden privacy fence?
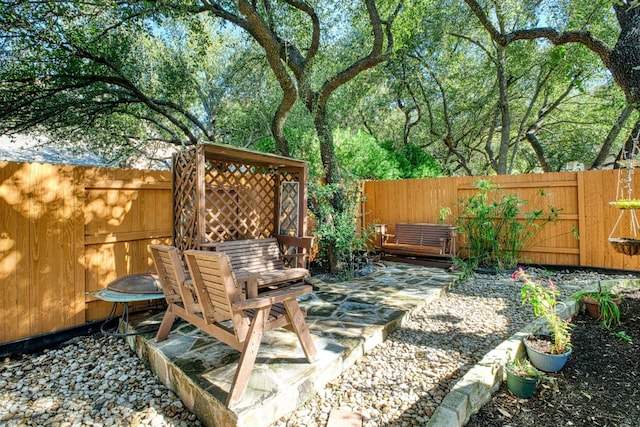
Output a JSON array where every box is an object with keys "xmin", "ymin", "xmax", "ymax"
[
  {"xmin": 1, "ymin": 161, "xmax": 172, "ymax": 343},
  {"xmin": 362, "ymin": 170, "xmax": 640, "ymax": 272},
  {"xmin": 3, "ymin": 162, "xmax": 640, "ymax": 344}
]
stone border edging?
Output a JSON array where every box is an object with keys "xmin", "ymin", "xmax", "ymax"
[{"xmin": 425, "ymin": 299, "xmax": 580, "ymax": 427}]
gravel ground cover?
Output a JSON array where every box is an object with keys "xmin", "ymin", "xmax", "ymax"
[
  {"xmin": 270, "ymin": 268, "xmax": 638, "ymax": 426},
  {"xmin": 0, "ymin": 335, "xmax": 201, "ymax": 427},
  {"xmin": 1, "ymin": 267, "xmax": 636, "ymax": 426}
]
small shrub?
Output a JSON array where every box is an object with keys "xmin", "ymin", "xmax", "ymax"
[
  {"xmin": 310, "ymin": 180, "xmax": 374, "ymax": 277},
  {"xmin": 455, "ymin": 180, "xmax": 562, "ymax": 271}
]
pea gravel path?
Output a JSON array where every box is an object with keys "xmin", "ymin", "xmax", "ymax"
[{"xmin": 0, "ymin": 268, "xmax": 634, "ymax": 427}]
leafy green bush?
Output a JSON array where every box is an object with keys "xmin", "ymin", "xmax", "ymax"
[
  {"xmin": 335, "ymin": 129, "xmax": 403, "ymax": 180},
  {"xmin": 455, "ymin": 180, "xmax": 562, "ymax": 271},
  {"xmin": 257, "ymin": 127, "xmax": 442, "ymax": 181},
  {"xmin": 309, "ymin": 180, "xmax": 375, "ymax": 277}
]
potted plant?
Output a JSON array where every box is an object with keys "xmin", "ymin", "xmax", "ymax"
[
  {"xmin": 515, "ymin": 268, "xmax": 574, "ymax": 372},
  {"xmin": 572, "ymin": 284, "xmax": 622, "ymax": 329},
  {"xmin": 505, "ymin": 358, "xmax": 544, "ymax": 399}
]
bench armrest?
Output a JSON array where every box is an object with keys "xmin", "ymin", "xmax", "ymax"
[
  {"xmin": 275, "ymin": 234, "xmax": 314, "ymax": 268},
  {"xmin": 275, "ymin": 234, "xmax": 314, "ymax": 250},
  {"xmin": 232, "ymin": 284, "xmax": 312, "ymax": 310},
  {"xmin": 234, "ymin": 271, "xmax": 260, "ymax": 299},
  {"xmin": 381, "ymin": 233, "xmax": 395, "ymax": 245},
  {"xmin": 282, "ymin": 252, "xmax": 308, "ymax": 259}
]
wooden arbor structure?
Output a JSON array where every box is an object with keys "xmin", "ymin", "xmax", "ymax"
[{"xmin": 172, "ymin": 143, "xmax": 308, "ymax": 252}]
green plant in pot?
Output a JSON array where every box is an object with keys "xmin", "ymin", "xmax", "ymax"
[
  {"xmin": 505, "ymin": 358, "xmax": 545, "ymax": 398},
  {"xmin": 516, "ymin": 268, "xmax": 574, "ymax": 372},
  {"xmin": 572, "ymin": 283, "xmax": 622, "ymax": 329}
]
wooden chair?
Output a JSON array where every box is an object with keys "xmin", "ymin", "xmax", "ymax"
[
  {"xmin": 150, "ymin": 244, "xmax": 200, "ymax": 319},
  {"xmin": 150, "ymin": 245, "xmax": 317, "ymax": 406}
]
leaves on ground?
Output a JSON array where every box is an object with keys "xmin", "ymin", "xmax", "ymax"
[{"xmin": 468, "ymin": 290, "xmax": 640, "ymax": 427}]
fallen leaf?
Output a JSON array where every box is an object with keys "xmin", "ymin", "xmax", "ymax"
[{"xmin": 498, "ymin": 407, "xmax": 512, "ymax": 418}]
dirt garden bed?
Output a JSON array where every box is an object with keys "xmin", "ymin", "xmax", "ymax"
[{"xmin": 468, "ymin": 289, "xmax": 640, "ymax": 427}]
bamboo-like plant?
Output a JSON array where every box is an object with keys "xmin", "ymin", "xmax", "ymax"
[
  {"xmin": 455, "ymin": 180, "xmax": 563, "ymax": 271},
  {"xmin": 517, "ymin": 268, "xmax": 574, "ymax": 354}
]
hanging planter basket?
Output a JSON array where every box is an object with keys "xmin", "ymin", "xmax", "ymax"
[
  {"xmin": 608, "ymin": 237, "xmax": 640, "ymax": 256},
  {"xmin": 608, "ymin": 147, "xmax": 640, "ymax": 255},
  {"xmin": 609, "ymin": 206, "xmax": 640, "ymax": 256}
]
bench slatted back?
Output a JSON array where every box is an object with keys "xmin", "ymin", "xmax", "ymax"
[
  {"xmin": 184, "ymin": 250, "xmax": 246, "ymax": 329},
  {"xmin": 214, "ymin": 237, "xmax": 285, "ymax": 273}
]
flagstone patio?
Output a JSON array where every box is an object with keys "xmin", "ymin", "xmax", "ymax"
[{"xmin": 122, "ymin": 262, "xmax": 461, "ymax": 427}]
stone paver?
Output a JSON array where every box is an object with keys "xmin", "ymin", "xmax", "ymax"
[{"xmin": 126, "ymin": 262, "xmax": 460, "ymax": 427}]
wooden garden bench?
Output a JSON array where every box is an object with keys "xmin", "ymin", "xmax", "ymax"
[
  {"xmin": 201, "ymin": 236, "xmax": 313, "ymax": 290},
  {"xmin": 150, "ymin": 245, "xmax": 317, "ymax": 407},
  {"xmin": 380, "ymin": 223, "xmax": 457, "ymax": 266}
]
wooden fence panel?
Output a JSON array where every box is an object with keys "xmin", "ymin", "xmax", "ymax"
[
  {"xmin": 580, "ymin": 169, "xmax": 640, "ymax": 271},
  {"xmin": 363, "ymin": 170, "xmax": 640, "ymax": 270},
  {"xmin": 1, "ymin": 162, "xmax": 28, "ymax": 343},
  {"xmin": 363, "ymin": 177, "xmax": 462, "ymax": 227},
  {"xmin": 0, "ymin": 162, "xmax": 85, "ymax": 342},
  {"xmin": 83, "ymin": 167, "xmax": 172, "ymax": 321},
  {"xmin": 1, "ymin": 162, "xmax": 172, "ymax": 343}
]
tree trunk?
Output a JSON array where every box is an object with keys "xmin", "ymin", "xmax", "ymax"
[
  {"xmin": 526, "ymin": 132, "xmax": 553, "ymax": 172},
  {"xmin": 616, "ymin": 115, "xmax": 640, "ymax": 165},
  {"xmin": 312, "ymin": 103, "xmax": 346, "ymax": 274},
  {"xmin": 591, "ymin": 106, "xmax": 633, "ymax": 169},
  {"xmin": 610, "ymin": 3, "xmax": 640, "ymax": 107},
  {"xmin": 314, "ymin": 106, "xmax": 342, "ymax": 188},
  {"xmin": 496, "ymin": 45, "xmax": 511, "ymax": 175},
  {"xmin": 271, "ymin": 98, "xmax": 294, "ymax": 156}
]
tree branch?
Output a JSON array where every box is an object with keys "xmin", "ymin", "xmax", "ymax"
[{"xmin": 318, "ymin": 0, "xmax": 402, "ymax": 109}]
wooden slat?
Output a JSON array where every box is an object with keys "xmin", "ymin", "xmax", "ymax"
[
  {"xmin": 85, "ymin": 229, "xmax": 172, "ymax": 245},
  {"xmin": 84, "ymin": 181, "xmax": 171, "ymax": 190},
  {"xmin": 1, "ymin": 162, "xmax": 26, "ymax": 342},
  {"xmin": 211, "ymin": 238, "xmax": 286, "ymax": 273}
]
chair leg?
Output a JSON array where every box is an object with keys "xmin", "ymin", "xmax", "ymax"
[
  {"xmin": 155, "ymin": 306, "xmax": 177, "ymax": 342},
  {"xmin": 226, "ymin": 307, "xmax": 267, "ymax": 407},
  {"xmin": 283, "ymin": 299, "xmax": 318, "ymax": 362}
]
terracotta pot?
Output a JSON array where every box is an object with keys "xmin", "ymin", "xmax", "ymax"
[
  {"xmin": 582, "ymin": 296, "xmax": 600, "ymax": 319},
  {"xmin": 581, "ymin": 295, "xmax": 621, "ymax": 319}
]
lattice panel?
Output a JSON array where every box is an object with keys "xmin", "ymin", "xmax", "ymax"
[
  {"xmin": 202, "ymin": 160, "xmax": 276, "ymax": 243},
  {"xmin": 280, "ymin": 171, "xmax": 301, "ymax": 235},
  {"xmin": 279, "ymin": 181, "xmax": 299, "ymax": 236},
  {"xmin": 173, "ymin": 150, "xmax": 199, "ymax": 252},
  {"xmin": 204, "ymin": 188, "xmax": 238, "ymax": 241},
  {"xmin": 172, "ymin": 145, "xmax": 306, "ymax": 250},
  {"xmin": 240, "ymin": 167, "xmax": 275, "ymax": 238}
]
